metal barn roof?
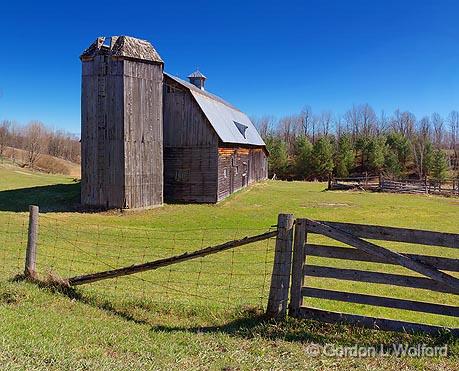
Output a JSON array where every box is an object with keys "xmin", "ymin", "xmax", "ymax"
[{"xmin": 165, "ymin": 73, "xmax": 266, "ymax": 147}]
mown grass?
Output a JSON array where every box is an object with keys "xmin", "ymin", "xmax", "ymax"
[{"xmin": 0, "ymin": 163, "xmax": 458, "ymax": 370}]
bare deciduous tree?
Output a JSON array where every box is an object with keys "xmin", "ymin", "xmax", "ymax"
[
  {"xmin": 411, "ymin": 116, "xmax": 431, "ymax": 179},
  {"xmin": 0, "ymin": 120, "xmax": 11, "ymax": 156},
  {"xmin": 300, "ymin": 106, "xmax": 312, "ymax": 137},
  {"xmin": 252, "ymin": 115, "xmax": 275, "ymax": 140},
  {"xmin": 448, "ymin": 110, "xmax": 459, "ymax": 170},
  {"xmin": 360, "ymin": 104, "xmax": 377, "ymax": 137},
  {"xmin": 319, "ymin": 110, "xmax": 333, "ymax": 136},
  {"xmin": 431, "ymin": 112, "xmax": 444, "ymax": 147},
  {"xmin": 24, "ymin": 121, "xmax": 46, "ymax": 168}
]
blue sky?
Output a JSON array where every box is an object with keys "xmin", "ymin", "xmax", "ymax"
[{"xmin": 1, "ymin": 0, "xmax": 458, "ymax": 135}]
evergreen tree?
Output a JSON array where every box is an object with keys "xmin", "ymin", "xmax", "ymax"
[
  {"xmin": 266, "ymin": 136, "xmax": 288, "ymax": 178},
  {"xmin": 422, "ymin": 142, "xmax": 435, "ymax": 176},
  {"xmin": 355, "ymin": 135, "xmax": 371, "ymax": 170},
  {"xmin": 367, "ymin": 136, "xmax": 386, "ymax": 173},
  {"xmin": 384, "ymin": 149, "xmax": 401, "ymax": 177},
  {"xmin": 335, "ymin": 134, "xmax": 355, "ymax": 177},
  {"xmin": 386, "ymin": 131, "xmax": 410, "ymax": 173},
  {"xmin": 311, "ymin": 136, "xmax": 334, "ymax": 179},
  {"xmin": 294, "ymin": 135, "xmax": 313, "ymax": 179},
  {"xmin": 431, "ymin": 149, "xmax": 449, "ymax": 184}
]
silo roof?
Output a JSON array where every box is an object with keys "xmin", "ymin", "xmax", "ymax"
[{"xmin": 80, "ymin": 36, "xmax": 163, "ymax": 63}]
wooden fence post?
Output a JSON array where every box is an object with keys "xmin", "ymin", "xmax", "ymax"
[
  {"xmin": 267, "ymin": 213, "xmax": 295, "ymax": 318},
  {"xmin": 289, "ymin": 218, "xmax": 306, "ymax": 316},
  {"xmin": 25, "ymin": 205, "xmax": 39, "ymax": 278}
]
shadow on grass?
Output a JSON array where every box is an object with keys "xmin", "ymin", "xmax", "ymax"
[
  {"xmin": 149, "ymin": 310, "xmax": 331, "ymax": 343},
  {"xmin": 0, "ymin": 183, "xmax": 80, "ymax": 212},
  {"xmin": 12, "ymin": 274, "xmax": 150, "ymax": 325},
  {"xmin": 14, "ymin": 275, "xmax": 458, "ymax": 347}
]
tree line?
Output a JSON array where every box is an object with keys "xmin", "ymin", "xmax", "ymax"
[
  {"xmin": 0, "ymin": 120, "xmax": 80, "ymax": 166},
  {"xmin": 252, "ymin": 104, "xmax": 458, "ymax": 183}
]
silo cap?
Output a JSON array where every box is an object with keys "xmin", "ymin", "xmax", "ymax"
[{"xmin": 80, "ymin": 36, "xmax": 163, "ymax": 64}]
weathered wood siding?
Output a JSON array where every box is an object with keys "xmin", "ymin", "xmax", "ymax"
[
  {"xmin": 81, "ymin": 55, "xmax": 125, "ymax": 208},
  {"xmin": 217, "ymin": 146, "xmax": 268, "ymax": 201},
  {"xmin": 164, "ymin": 147, "xmax": 218, "ymax": 203},
  {"xmin": 163, "ymin": 76, "xmax": 219, "ymax": 203},
  {"xmin": 81, "ymin": 56, "xmax": 163, "ymax": 209},
  {"xmin": 123, "ymin": 60, "xmax": 163, "ymax": 208}
]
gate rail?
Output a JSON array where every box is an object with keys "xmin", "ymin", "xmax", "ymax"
[{"xmin": 285, "ymin": 218, "xmax": 459, "ymax": 334}]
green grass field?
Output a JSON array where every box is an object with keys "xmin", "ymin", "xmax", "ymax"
[{"xmin": 0, "ymin": 162, "xmax": 458, "ymax": 370}]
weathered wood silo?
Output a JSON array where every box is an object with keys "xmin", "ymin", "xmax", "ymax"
[{"xmin": 80, "ymin": 36, "xmax": 163, "ymax": 209}]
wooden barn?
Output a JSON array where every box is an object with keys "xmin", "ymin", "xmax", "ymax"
[
  {"xmin": 163, "ymin": 72, "xmax": 268, "ymax": 203},
  {"xmin": 80, "ymin": 35, "xmax": 267, "ymax": 208}
]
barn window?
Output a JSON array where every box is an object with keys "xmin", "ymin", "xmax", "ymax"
[
  {"xmin": 234, "ymin": 166, "xmax": 239, "ymax": 175},
  {"xmin": 233, "ymin": 121, "xmax": 248, "ymax": 139},
  {"xmin": 223, "ymin": 168, "xmax": 228, "ymax": 178}
]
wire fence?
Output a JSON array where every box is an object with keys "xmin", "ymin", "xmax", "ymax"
[
  {"xmin": 0, "ymin": 213, "xmax": 29, "ymax": 278},
  {"xmin": 1, "ymin": 211, "xmax": 278, "ymax": 310}
]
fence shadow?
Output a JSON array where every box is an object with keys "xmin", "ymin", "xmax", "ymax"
[
  {"xmin": 19, "ymin": 276, "xmax": 454, "ymax": 347},
  {"xmin": 0, "ymin": 183, "xmax": 80, "ymax": 212},
  {"xmin": 149, "ymin": 315, "xmax": 329, "ymax": 343}
]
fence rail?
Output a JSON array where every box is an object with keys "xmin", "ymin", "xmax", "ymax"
[{"xmin": 67, "ymin": 229, "xmax": 278, "ymax": 286}]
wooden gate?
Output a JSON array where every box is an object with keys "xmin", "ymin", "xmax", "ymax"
[{"xmin": 288, "ymin": 219, "xmax": 459, "ymax": 334}]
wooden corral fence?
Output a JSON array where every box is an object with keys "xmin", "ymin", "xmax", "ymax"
[
  {"xmin": 284, "ymin": 219, "xmax": 459, "ymax": 335},
  {"xmin": 329, "ymin": 175, "xmax": 459, "ymax": 196},
  {"xmin": 328, "ymin": 175, "xmax": 380, "ymax": 191}
]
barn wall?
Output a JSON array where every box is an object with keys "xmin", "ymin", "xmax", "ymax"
[
  {"xmin": 81, "ymin": 55, "xmax": 125, "ymax": 208},
  {"xmin": 164, "ymin": 147, "xmax": 218, "ymax": 203},
  {"xmin": 123, "ymin": 60, "xmax": 163, "ymax": 208},
  {"xmin": 217, "ymin": 147, "xmax": 268, "ymax": 201},
  {"xmin": 163, "ymin": 77, "xmax": 219, "ymax": 203},
  {"xmin": 163, "ymin": 77, "xmax": 218, "ymax": 147}
]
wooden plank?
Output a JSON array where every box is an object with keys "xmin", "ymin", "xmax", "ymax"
[
  {"xmin": 309, "ymin": 220, "xmax": 459, "ymax": 249},
  {"xmin": 289, "ymin": 219, "xmax": 307, "ymax": 315},
  {"xmin": 267, "ymin": 214, "xmax": 295, "ymax": 318},
  {"xmin": 297, "ymin": 307, "xmax": 459, "ymax": 335},
  {"xmin": 303, "ymin": 265, "xmax": 459, "ymax": 294},
  {"xmin": 304, "ymin": 219, "xmax": 459, "ymax": 291},
  {"xmin": 68, "ymin": 229, "xmax": 277, "ymax": 286},
  {"xmin": 305, "ymin": 244, "xmax": 459, "ymax": 272},
  {"xmin": 302, "ymin": 287, "xmax": 459, "ymax": 317}
]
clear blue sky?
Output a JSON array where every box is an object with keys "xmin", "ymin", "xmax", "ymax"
[{"xmin": 1, "ymin": 0, "xmax": 458, "ymax": 135}]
